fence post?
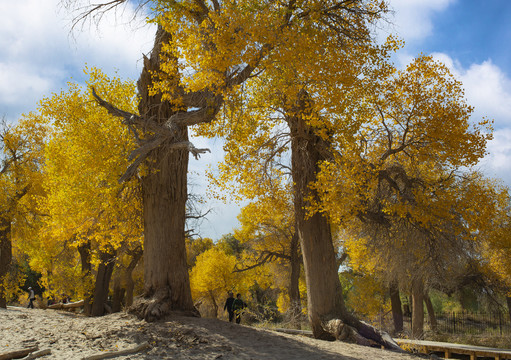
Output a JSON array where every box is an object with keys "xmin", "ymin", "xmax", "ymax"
[{"xmin": 453, "ymin": 312, "xmax": 456, "ymax": 333}]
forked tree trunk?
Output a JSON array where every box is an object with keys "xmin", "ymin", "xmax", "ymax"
[
  {"xmin": 424, "ymin": 293, "xmax": 437, "ymax": 332},
  {"xmin": 389, "ymin": 281, "xmax": 403, "ymax": 334},
  {"xmin": 91, "ymin": 250, "xmax": 116, "ymax": 316},
  {"xmin": 411, "ymin": 278, "xmax": 424, "ymax": 339},
  {"xmin": 507, "ymin": 297, "xmax": 511, "ymax": 323},
  {"xmin": 0, "ymin": 221, "xmax": 12, "ymax": 309},
  {"xmin": 130, "ymin": 26, "xmax": 196, "ymax": 320},
  {"xmin": 287, "ymin": 91, "xmax": 401, "ymax": 351}
]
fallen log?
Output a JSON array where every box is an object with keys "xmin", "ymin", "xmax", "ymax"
[
  {"xmin": 21, "ymin": 349, "xmax": 51, "ymax": 359},
  {"xmin": 81, "ymin": 342, "xmax": 150, "ymax": 360},
  {"xmin": 47, "ymin": 300, "xmax": 84, "ymax": 310},
  {"xmin": 0, "ymin": 346, "xmax": 38, "ymax": 360}
]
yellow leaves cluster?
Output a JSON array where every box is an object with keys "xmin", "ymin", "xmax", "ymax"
[
  {"xmin": 190, "ymin": 248, "xmax": 239, "ymax": 298},
  {"xmin": 38, "ymin": 67, "xmax": 140, "ymax": 249},
  {"xmin": 18, "ymin": 67, "xmax": 144, "ymax": 297}
]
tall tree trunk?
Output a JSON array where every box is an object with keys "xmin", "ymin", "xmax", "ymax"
[
  {"xmin": 287, "ymin": 91, "xmax": 401, "ymax": 350},
  {"xmin": 130, "ymin": 25, "xmax": 196, "ymax": 321},
  {"xmin": 209, "ymin": 291, "xmax": 218, "ymax": 318},
  {"xmin": 289, "ymin": 231, "xmax": 302, "ymax": 328},
  {"xmin": 424, "ymin": 293, "xmax": 437, "ymax": 332},
  {"xmin": 411, "ymin": 278, "xmax": 424, "ymax": 339},
  {"xmin": 78, "ymin": 241, "xmax": 93, "ymax": 315},
  {"xmin": 125, "ymin": 248, "xmax": 142, "ymax": 308},
  {"xmin": 506, "ymin": 296, "xmax": 511, "ymax": 323},
  {"xmin": 0, "ymin": 221, "xmax": 12, "ymax": 309},
  {"xmin": 112, "ymin": 272, "xmax": 123, "ymax": 313},
  {"xmin": 91, "ymin": 250, "xmax": 116, "ymax": 316},
  {"xmin": 389, "ymin": 281, "xmax": 403, "ymax": 334}
]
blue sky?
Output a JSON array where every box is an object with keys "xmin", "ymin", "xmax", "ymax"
[{"xmin": 1, "ymin": 0, "xmax": 510, "ymax": 239}]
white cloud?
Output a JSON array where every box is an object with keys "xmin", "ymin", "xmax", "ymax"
[
  {"xmin": 459, "ymin": 62, "xmax": 511, "ymax": 128},
  {"xmin": 0, "ymin": 62, "xmax": 56, "ymax": 106},
  {"xmin": 384, "ymin": 0, "xmax": 456, "ymax": 42},
  {"xmin": 395, "ymin": 52, "xmax": 511, "ymax": 187},
  {"xmin": 0, "ymin": 0, "xmax": 155, "ymax": 120},
  {"xmin": 479, "ymin": 129, "xmax": 511, "ymax": 186},
  {"xmin": 428, "ymin": 54, "xmax": 511, "ymax": 129}
]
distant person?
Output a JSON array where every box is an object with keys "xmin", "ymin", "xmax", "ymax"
[
  {"xmin": 232, "ymin": 293, "xmax": 247, "ymax": 324},
  {"xmin": 27, "ymin": 287, "xmax": 35, "ymax": 309},
  {"xmin": 61, "ymin": 294, "xmax": 70, "ymax": 304},
  {"xmin": 223, "ymin": 292, "xmax": 235, "ymax": 322}
]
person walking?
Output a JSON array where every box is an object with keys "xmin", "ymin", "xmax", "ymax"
[
  {"xmin": 232, "ymin": 293, "xmax": 247, "ymax": 324},
  {"xmin": 223, "ymin": 292, "xmax": 235, "ymax": 322},
  {"xmin": 27, "ymin": 287, "xmax": 35, "ymax": 309}
]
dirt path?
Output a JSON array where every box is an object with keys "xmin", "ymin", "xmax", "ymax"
[{"xmin": 1, "ymin": 306, "xmax": 422, "ymax": 359}]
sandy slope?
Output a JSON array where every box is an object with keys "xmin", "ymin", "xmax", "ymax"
[{"xmin": 0, "ymin": 306, "xmax": 422, "ymax": 359}]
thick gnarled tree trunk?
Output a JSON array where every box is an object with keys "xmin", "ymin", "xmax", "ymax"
[
  {"xmin": 130, "ymin": 26, "xmax": 196, "ymax": 320},
  {"xmin": 287, "ymin": 91, "xmax": 401, "ymax": 350}
]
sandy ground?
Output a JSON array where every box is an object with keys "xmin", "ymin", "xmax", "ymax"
[{"xmin": 0, "ymin": 306, "xmax": 424, "ymax": 360}]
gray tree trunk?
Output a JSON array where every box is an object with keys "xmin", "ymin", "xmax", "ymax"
[
  {"xmin": 91, "ymin": 250, "xmax": 116, "ymax": 316},
  {"xmin": 289, "ymin": 231, "xmax": 302, "ymax": 328},
  {"xmin": 130, "ymin": 26, "xmax": 196, "ymax": 320},
  {"xmin": 78, "ymin": 241, "xmax": 93, "ymax": 315},
  {"xmin": 389, "ymin": 281, "xmax": 403, "ymax": 334},
  {"xmin": 411, "ymin": 278, "xmax": 424, "ymax": 338},
  {"xmin": 287, "ymin": 91, "xmax": 401, "ymax": 351},
  {"xmin": 424, "ymin": 293, "xmax": 437, "ymax": 331}
]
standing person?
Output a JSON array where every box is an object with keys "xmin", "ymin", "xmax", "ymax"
[
  {"xmin": 27, "ymin": 287, "xmax": 35, "ymax": 309},
  {"xmin": 223, "ymin": 292, "xmax": 235, "ymax": 322},
  {"xmin": 232, "ymin": 293, "xmax": 247, "ymax": 324}
]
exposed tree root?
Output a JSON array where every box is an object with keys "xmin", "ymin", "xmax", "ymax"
[
  {"xmin": 325, "ymin": 319, "xmax": 403, "ymax": 352},
  {"xmin": 129, "ymin": 287, "xmax": 199, "ymax": 322}
]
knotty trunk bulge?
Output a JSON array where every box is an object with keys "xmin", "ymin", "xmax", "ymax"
[
  {"xmin": 287, "ymin": 91, "xmax": 401, "ymax": 350},
  {"xmin": 131, "ymin": 26, "xmax": 196, "ymax": 320}
]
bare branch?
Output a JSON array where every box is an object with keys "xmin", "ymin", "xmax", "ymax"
[{"xmin": 91, "ymin": 87, "xmax": 141, "ymax": 123}]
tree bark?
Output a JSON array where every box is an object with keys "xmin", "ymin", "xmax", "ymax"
[
  {"xmin": 506, "ymin": 296, "xmax": 511, "ymax": 323},
  {"xmin": 389, "ymin": 281, "xmax": 403, "ymax": 334},
  {"xmin": 124, "ymin": 248, "xmax": 142, "ymax": 308},
  {"xmin": 411, "ymin": 278, "xmax": 424, "ymax": 339},
  {"xmin": 91, "ymin": 249, "xmax": 116, "ymax": 317},
  {"xmin": 78, "ymin": 241, "xmax": 93, "ymax": 315},
  {"xmin": 112, "ymin": 272, "xmax": 124, "ymax": 313},
  {"xmin": 288, "ymin": 231, "xmax": 302, "ymax": 328},
  {"xmin": 0, "ymin": 221, "xmax": 12, "ymax": 309},
  {"xmin": 130, "ymin": 25, "xmax": 196, "ymax": 320},
  {"xmin": 287, "ymin": 91, "xmax": 401, "ymax": 350},
  {"xmin": 424, "ymin": 293, "xmax": 437, "ymax": 332},
  {"xmin": 209, "ymin": 291, "xmax": 218, "ymax": 318}
]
